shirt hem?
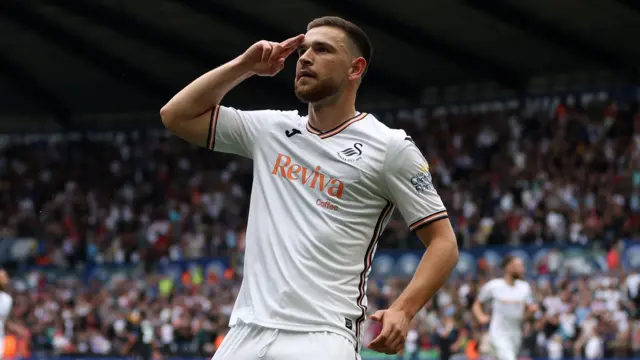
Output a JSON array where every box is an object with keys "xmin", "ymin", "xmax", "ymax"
[{"xmin": 233, "ymin": 318, "xmax": 357, "ymax": 346}]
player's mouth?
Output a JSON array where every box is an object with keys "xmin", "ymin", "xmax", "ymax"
[{"xmin": 296, "ymin": 69, "xmax": 317, "ymax": 80}]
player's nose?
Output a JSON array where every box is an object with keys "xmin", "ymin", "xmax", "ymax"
[
  {"xmin": 298, "ymin": 52, "xmax": 313, "ymax": 66},
  {"xmin": 299, "ymin": 58, "xmax": 312, "ymax": 68}
]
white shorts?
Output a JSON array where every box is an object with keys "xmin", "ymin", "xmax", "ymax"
[
  {"xmin": 212, "ymin": 323, "xmax": 360, "ymax": 360},
  {"xmin": 488, "ymin": 337, "xmax": 520, "ymax": 360}
]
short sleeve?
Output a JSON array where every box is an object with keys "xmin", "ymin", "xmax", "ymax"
[
  {"xmin": 477, "ymin": 281, "xmax": 494, "ymax": 304},
  {"xmin": 206, "ymin": 106, "xmax": 271, "ymax": 159},
  {"xmin": 381, "ymin": 131, "xmax": 447, "ymax": 231}
]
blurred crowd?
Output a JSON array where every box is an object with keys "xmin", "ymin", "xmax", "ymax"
[
  {"xmin": 6, "ymin": 265, "xmax": 640, "ymax": 359},
  {"xmin": 378, "ymin": 99, "xmax": 639, "ymax": 251},
  {"xmin": 0, "ymin": 97, "xmax": 637, "ymax": 265},
  {"xmin": 0, "ymin": 96, "xmax": 639, "ymax": 358}
]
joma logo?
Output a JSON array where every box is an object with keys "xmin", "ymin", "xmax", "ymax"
[{"xmin": 271, "ymin": 153, "xmax": 344, "ymax": 199}]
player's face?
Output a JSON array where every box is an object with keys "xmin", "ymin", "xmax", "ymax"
[
  {"xmin": 507, "ymin": 258, "xmax": 525, "ymax": 280},
  {"xmin": 294, "ymin": 26, "xmax": 353, "ymax": 104},
  {"xmin": 0, "ymin": 270, "xmax": 9, "ymax": 288}
]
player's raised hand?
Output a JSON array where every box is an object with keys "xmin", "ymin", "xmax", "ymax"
[
  {"xmin": 368, "ymin": 308, "xmax": 410, "ymax": 355},
  {"xmin": 239, "ymin": 34, "xmax": 305, "ymax": 77}
]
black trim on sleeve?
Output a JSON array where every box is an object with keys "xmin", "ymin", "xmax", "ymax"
[{"xmin": 409, "ymin": 210, "xmax": 448, "ymax": 231}]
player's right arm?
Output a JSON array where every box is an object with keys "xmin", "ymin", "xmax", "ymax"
[
  {"xmin": 473, "ymin": 281, "xmax": 493, "ymax": 325},
  {"xmin": 160, "ymin": 35, "xmax": 304, "ymax": 149}
]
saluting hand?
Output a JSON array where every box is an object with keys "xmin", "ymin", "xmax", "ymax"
[{"xmin": 239, "ymin": 34, "xmax": 305, "ymax": 77}]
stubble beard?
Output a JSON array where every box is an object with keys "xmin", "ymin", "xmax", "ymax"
[{"xmin": 294, "ymin": 77, "xmax": 342, "ymax": 104}]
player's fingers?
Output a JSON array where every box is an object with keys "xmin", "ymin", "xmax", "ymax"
[
  {"xmin": 368, "ymin": 331, "xmax": 388, "ymax": 348},
  {"xmin": 368, "ymin": 335, "xmax": 385, "ymax": 349},
  {"xmin": 276, "ymin": 40, "xmax": 302, "ymax": 61},
  {"xmin": 267, "ymin": 60, "xmax": 285, "ymax": 75},
  {"xmin": 370, "ymin": 310, "xmax": 385, "ymax": 322},
  {"xmin": 380, "ymin": 327, "xmax": 400, "ymax": 348},
  {"xmin": 274, "ymin": 36, "xmax": 303, "ymax": 61},
  {"xmin": 280, "ymin": 34, "xmax": 305, "ymax": 49},
  {"xmin": 278, "ymin": 46, "xmax": 298, "ymax": 60},
  {"xmin": 269, "ymin": 43, "xmax": 284, "ymax": 63},
  {"xmin": 261, "ymin": 43, "xmax": 273, "ymax": 63},
  {"xmin": 387, "ymin": 333, "xmax": 404, "ymax": 353},
  {"xmin": 280, "ymin": 43, "xmax": 299, "ymax": 56},
  {"xmin": 369, "ymin": 323, "xmax": 392, "ymax": 348}
]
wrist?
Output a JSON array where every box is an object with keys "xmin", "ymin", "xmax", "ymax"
[
  {"xmin": 231, "ymin": 55, "xmax": 256, "ymax": 76},
  {"xmin": 389, "ymin": 300, "xmax": 417, "ymax": 320}
]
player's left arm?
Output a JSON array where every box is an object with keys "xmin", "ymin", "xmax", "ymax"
[
  {"xmin": 383, "ymin": 133, "xmax": 458, "ymax": 317},
  {"xmin": 368, "ymin": 133, "xmax": 458, "ymax": 354}
]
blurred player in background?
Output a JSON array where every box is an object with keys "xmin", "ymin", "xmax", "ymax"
[
  {"xmin": 0, "ymin": 270, "xmax": 29, "ymax": 358},
  {"xmin": 473, "ymin": 255, "xmax": 538, "ymax": 360},
  {"xmin": 0, "ymin": 270, "xmax": 11, "ymax": 357},
  {"xmin": 161, "ymin": 15, "xmax": 458, "ymax": 360}
]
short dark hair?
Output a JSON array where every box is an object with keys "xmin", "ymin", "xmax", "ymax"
[
  {"xmin": 501, "ymin": 255, "xmax": 517, "ymax": 269},
  {"xmin": 307, "ymin": 16, "xmax": 373, "ymax": 77}
]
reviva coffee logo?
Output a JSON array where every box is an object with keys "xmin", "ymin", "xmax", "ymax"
[{"xmin": 271, "ymin": 153, "xmax": 344, "ymax": 199}]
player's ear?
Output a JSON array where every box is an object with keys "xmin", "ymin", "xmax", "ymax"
[{"xmin": 348, "ymin": 57, "xmax": 367, "ymax": 81}]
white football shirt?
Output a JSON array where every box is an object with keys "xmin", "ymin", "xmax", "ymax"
[
  {"xmin": 0, "ymin": 291, "xmax": 12, "ymax": 355},
  {"xmin": 477, "ymin": 278, "xmax": 533, "ymax": 344},
  {"xmin": 206, "ymin": 106, "xmax": 447, "ymax": 348}
]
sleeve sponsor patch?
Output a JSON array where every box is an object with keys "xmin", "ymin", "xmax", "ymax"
[{"xmin": 409, "ymin": 163, "xmax": 433, "ymax": 193}]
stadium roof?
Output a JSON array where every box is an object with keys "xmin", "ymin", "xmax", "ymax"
[{"xmin": 0, "ymin": 0, "xmax": 639, "ymax": 131}]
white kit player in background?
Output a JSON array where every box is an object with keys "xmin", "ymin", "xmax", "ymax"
[
  {"xmin": 161, "ymin": 15, "xmax": 458, "ymax": 360},
  {"xmin": 473, "ymin": 256, "xmax": 538, "ymax": 360},
  {"xmin": 0, "ymin": 270, "xmax": 14, "ymax": 357}
]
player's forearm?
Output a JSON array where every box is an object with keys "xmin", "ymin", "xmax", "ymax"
[
  {"xmin": 472, "ymin": 301, "xmax": 487, "ymax": 321},
  {"xmin": 389, "ymin": 236, "xmax": 458, "ymax": 318},
  {"xmin": 160, "ymin": 56, "xmax": 252, "ymax": 125}
]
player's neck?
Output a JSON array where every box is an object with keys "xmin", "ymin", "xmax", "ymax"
[
  {"xmin": 504, "ymin": 275, "xmax": 516, "ymax": 286},
  {"xmin": 307, "ymin": 94, "xmax": 357, "ymax": 132}
]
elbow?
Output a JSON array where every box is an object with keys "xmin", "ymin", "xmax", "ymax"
[{"xmin": 159, "ymin": 103, "xmax": 179, "ymax": 130}]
